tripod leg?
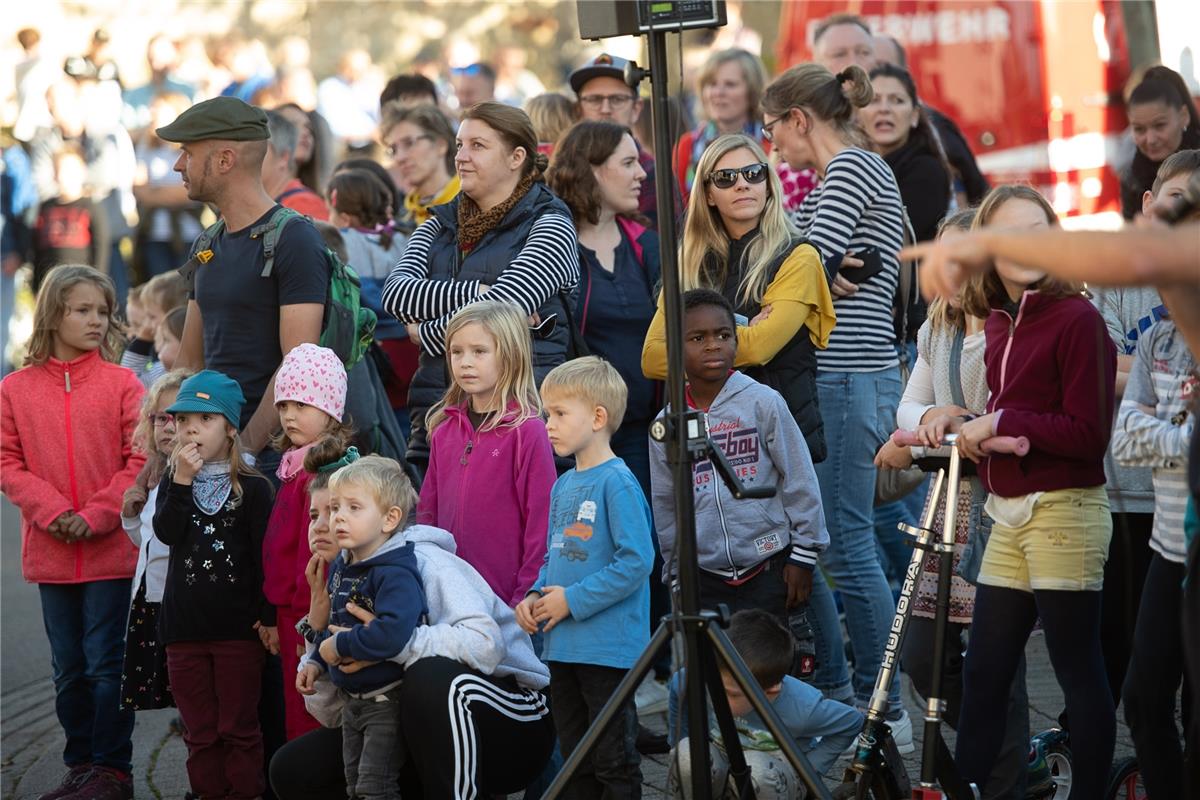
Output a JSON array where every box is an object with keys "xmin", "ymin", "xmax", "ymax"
[
  {"xmin": 699, "ymin": 641, "xmax": 754, "ymax": 799},
  {"xmin": 541, "ymin": 623, "xmax": 672, "ymax": 800},
  {"xmin": 707, "ymin": 625, "xmax": 834, "ymax": 799}
]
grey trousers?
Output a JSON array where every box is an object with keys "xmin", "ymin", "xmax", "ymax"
[{"xmin": 342, "ymin": 690, "xmax": 405, "ymax": 800}]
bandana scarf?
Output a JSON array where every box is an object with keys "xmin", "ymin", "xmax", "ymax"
[{"xmin": 193, "ymin": 460, "xmax": 233, "ymax": 516}]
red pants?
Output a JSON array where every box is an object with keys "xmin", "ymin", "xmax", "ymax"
[
  {"xmin": 277, "ymin": 606, "xmax": 320, "ymax": 741},
  {"xmin": 167, "ymin": 639, "xmax": 266, "ymax": 799}
]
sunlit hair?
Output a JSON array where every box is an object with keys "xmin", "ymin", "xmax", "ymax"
[
  {"xmin": 697, "ymin": 49, "xmax": 767, "ymax": 124},
  {"xmin": 26, "ymin": 264, "xmax": 124, "ymax": 365},
  {"xmin": 681, "ymin": 135, "xmax": 798, "ymax": 307},
  {"xmin": 541, "ymin": 356, "xmax": 628, "ymax": 436},
  {"xmin": 328, "ymin": 455, "xmax": 418, "ymax": 532},
  {"xmin": 304, "ymin": 435, "xmax": 355, "ymax": 492},
  {"xmin": 426, "ymin": 301, "xmax": 541, "ymax": 435},
  {"xmin": 1151, "ymin": 148, "xmax": 1200, "ymax": 195},
  {"xmin": 762, "ymin": 62, "xmax": 872, "ymax": 148},
  {"xmin": 959, "ymin": 185, "xmax": 1082, "ymax": 319},
  {"xmin": 142, "ymin": 271, "xmax": 188, "ymax": 315},
  {"xmin": 526, "ymin": 93, "xmax": 575, "ymax": 147},
  {"xmin": 133, "ymin": 368, "xmax": 194, "ymax": 457},
  {"xmin": 926, "ymin": 208, "xmax": 977, "ymax": 332}
]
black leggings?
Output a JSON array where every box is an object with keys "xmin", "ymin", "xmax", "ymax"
[
  {"xmin": 269, "ymin": 658, "xmax": 555, "ymax": 800},
  {"xmin": 1122, "ymin": 552, "xmax": 1189, "ymax": 799},
  {"xmin": 903, "ymin": 617, "xmax": 1029, "ymax": 800},
  {"xmin": 956, "ymin": 585, "xmax": 1114, "ymax": 800}
]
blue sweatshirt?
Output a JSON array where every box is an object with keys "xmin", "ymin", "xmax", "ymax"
[
  {"xmin": 532, "ymin": 457, "xmax": 654, "ymax": 669},
  {"xmin": 313, "ymin": 532, "xmax": 427, "ymax": 695}
]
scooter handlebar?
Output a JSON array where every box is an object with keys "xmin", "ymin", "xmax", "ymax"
[{"xmin": 891, "ymin": 430, "xmax": 1030, "ymax": 456}]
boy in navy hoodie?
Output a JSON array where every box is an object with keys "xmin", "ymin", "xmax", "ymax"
[
  {"xmin": 309, "ymin": 455, "xmax": 426, "ymax": 800},
  {"xmin": 516, "ymin": 356, "xmax": 655, "ymax": 798},
  {"xmin": 648, "ymin": 289, "xmax": 828, "ymax": 621}
]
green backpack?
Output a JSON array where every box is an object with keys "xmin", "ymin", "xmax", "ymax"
[{"xmin": 184, "ymin": 207, "xmax": 377, "ymax": 369}]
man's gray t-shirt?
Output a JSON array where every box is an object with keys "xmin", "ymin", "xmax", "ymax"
[
  {"xmin": 1092, "ymin": 285, "xmax": 1168, "ymax": 514},
  {"xmin": 189, "ymin": 205, "xmax": 328, "ymax": 428}
]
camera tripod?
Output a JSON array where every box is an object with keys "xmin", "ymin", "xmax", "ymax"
[{"xmin": 543, "ymin": 13, "xmax": 831, "ymax": 800}]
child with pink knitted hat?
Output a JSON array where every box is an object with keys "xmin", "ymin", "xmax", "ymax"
[{"xmin": 262, "ymin": 343, "xmax": 355, "ymax": 740}]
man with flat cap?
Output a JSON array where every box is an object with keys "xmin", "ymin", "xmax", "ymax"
[{"xmin": 161, "ymin": 96, "xmax": 327, "ymax": 469}]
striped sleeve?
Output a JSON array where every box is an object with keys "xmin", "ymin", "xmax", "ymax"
[
  {"xmin": 417, "ymin": 213, "xmax": 580, "ymax": 356},
  {"xmin": 381, "ymin": 217, "xmax": 480, "ymax": 324}
]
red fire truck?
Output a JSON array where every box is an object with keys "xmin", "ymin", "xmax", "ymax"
[{"xmin": 776, "ymin": 1, "xmax": 1189, "ymax": 226}]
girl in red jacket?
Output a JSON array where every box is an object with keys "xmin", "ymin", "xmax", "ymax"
[
  {"xmin": 946, "ymin": 186, "xmax": 1118, "ymax": 800},
  {"xmin": 262, "ymin": 343, "xmax": 352, "ymax": 741},
  {"xmin": 0, "ymin": 264, "xmax": 146, "ymax": 798}
]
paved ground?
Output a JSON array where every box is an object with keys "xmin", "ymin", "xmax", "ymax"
[{"xmin": 0, "ymin": 493, "xmax": 1143, "ymax": 798}]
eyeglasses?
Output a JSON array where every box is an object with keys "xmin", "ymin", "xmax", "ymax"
[
  {"xmin": 762, "ymin": 116, "xmax": 783, "ymax": 143},
  {"xmin": 705, "ymin": 162, "xmax": 769, "ymax": 189},
  {"xmin": 385, "ymin": 135, "xmax": 432, "ymax": 158},
  {"xmin": 579, "ymin": 93, "xmax": 635, "ymax": 110},
  {"xmin": 151, "ymin": 413, "xmax": 175, "ymax": 427}
]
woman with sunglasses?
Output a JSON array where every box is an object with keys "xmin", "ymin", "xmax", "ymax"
[
  {"xmin": 760, "ymin": 64, "xmax": 913, "ymax": 745},
  {"xmin": 642, "ymin": 132, "xmax": 835, "ymax": 467},
  {"xmin": 379, "ymin": 102, "xmax": 460, "ymax": 228}
]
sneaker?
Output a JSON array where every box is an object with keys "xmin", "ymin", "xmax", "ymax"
[
  {"xmin": 36, "ymin": 765, "xmax": 93, "ymax": 800},
  {"xmin": 64, "ymin": 766, "xmax": 133, "ymax": 800},
  {"xmin": 887, "ymin": 709, "xmax": 914, "ymax": 755},
  {"xmin": 635, "ymin": 674, "xmax": 669, "ymax": 716}
]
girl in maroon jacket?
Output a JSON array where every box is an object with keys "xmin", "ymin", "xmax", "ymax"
[
  {"xmin": 944, "ymin": 185, "xmax": 1118, "ymax": 800},
  {"xmin": 0, "ymin": 264, "xmax": 145, "ymax": 798}
]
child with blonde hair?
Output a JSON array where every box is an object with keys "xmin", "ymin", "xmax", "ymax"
[
  {"xmin": 0, "ymin": 264, "xmax": 146, "ymax": 797},
  {"xmin": 154, "ymin": 369, "xmax": 276, "ymax": 800}
]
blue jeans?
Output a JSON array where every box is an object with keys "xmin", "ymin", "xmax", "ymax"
[
  {"xmin": 811, "ymin": 370, "xmax": 902, "ymax": 713},
  {"xmin": 39, "ymin": 579, "xmax": 136, "ymax": 772}
]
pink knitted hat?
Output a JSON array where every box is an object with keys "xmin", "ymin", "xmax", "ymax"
[{"xmin": 274, "ymin": 343, "xmax": 347, "ymax": 421}]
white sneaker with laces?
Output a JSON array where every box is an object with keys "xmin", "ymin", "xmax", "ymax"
[
  {"xmin": 887, "ymin": 708, "xmax": 914, "ymax": 755},
  {"xmin": 635, "ymin": 673, "xmax": 669, "ymax": 716}
]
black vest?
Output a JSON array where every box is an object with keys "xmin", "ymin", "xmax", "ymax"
[
  {"xmin": 715, "ymin": 233, "xmax": 826, "ymax": 464},
  {"xmin": 406, "ymin": 182, "xmax": 574, "ymax": 463}
]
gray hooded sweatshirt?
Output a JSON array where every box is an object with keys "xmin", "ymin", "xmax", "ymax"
[{"xmin": 649, "ymin": 371, "xmax": 829, "ymax": 583}]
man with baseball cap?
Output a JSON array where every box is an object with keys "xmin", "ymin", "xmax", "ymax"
[
  {"xmin": 570, "ymin": 53, "xmax": 660, "ymax": 228},
  {"xmin": 160, "ymin": 96, "xmax": 327, "ymax": 469}
]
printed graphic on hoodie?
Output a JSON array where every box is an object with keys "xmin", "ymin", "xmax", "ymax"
[{"xmin": 694, "ymin": 419, "xmax": 761, "ymax": 488}]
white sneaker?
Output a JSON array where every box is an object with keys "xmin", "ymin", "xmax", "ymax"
[
  {"xmin": 635, "ymin": 673, "xmax": 669, "ymax": 716},
  {"xmin": 887, "ymin": 709, "xmax": 914, "ymax": 755}
]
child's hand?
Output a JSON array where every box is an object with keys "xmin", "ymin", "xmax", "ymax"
[
  {"xmin": 532, "ymin": 586, "xmax": 571, "ymax": 632},
  {"xmin": 515, "ymin": 592, "xmax": 541, "ymax": 634},
  {"xmin": 46, "ymin": 512, "xmax": 74, "ymax": 542},
  {"xmin": 318, "ymin": 633, "xmax": 341, "ymax": 666},
  {"xmin": 254, "ymin": 622, "xmax": 280, "ymax": 655},
  {"xmin": 957, "ymin": 413, "xmax": 998, "ymax": 463},
  {"xmin": 296, "ymin": 663, "xmax": 322, "ymax": 696},
  {"xmin": 873, "ymin": 439, "xmax": 912, "ymax": 470},
  {"xmin": 173, "ymin": 443, "xmax": 203, "ymax": 484},
  {"xmin": 60, "ymin": 514, "xmax": 92, "ymax": 542},
  {"xmin": 122, "ymin": 484, "xmax": 149, "ymax": 518},
  {"xmin": 305, "ymin": 554, "xmax": 327, "ymax": 596},
  {"xmin": 783, "ymin": 564, "xmax": 813, "ymax": 608}
]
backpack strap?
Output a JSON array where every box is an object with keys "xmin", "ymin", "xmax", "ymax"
[
  {"xmin": 253, "ymin": 206, "xmax": 303, "ymax": 278},
  {"xmin": 178, "ymin": 218, "xmax": 226, "ymax": 290}
]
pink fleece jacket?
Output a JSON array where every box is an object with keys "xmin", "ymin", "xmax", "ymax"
[
  {"xmin": 262, "ymin": 465, "xmax": 315, "ymax": 613},
  {"xmin": 416, "ymin": 404, "xmax": 556, "ymax": 607},
  {"xmin": 1, "ymin": 350, "xmax": 146, "ymax": 584}
]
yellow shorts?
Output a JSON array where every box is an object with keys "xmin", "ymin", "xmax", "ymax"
[{"xmin": 978, "ymin": 486, "xmax": 1111, "ymax": 593}]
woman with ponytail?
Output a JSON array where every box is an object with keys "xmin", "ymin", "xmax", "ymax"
[
  {"xmin": 382, "ymin": 101, "xmax": 580, "ymax": 476},
  {"xmin": 762, "ymin": 63, "xmax": 913, "ymax": 745}
]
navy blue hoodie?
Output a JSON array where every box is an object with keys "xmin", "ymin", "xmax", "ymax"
[{"xmin": 313, "ymin": 532, "xmax": 427, "ymax": 696}]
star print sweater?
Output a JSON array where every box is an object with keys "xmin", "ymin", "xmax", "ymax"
[{"xmin": 154, "ymin": 473, "xmax": 276, "ymax": 644}]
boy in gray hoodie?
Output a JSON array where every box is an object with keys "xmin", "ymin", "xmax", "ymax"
[{"xmin": 649, "ymin": 289, "xmax": 829, "ymax": 621}]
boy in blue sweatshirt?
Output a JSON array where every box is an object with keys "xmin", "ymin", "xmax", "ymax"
[
  {"xmin": 649, "ymin": 289, "xmax": 829, "ymax": 621},
  {"xmin": 516, "ymin": 356, "xmax": 655, "ymax": 799},
  {"xmin": 668, "ymin": 610, "xmax": 863, "ymax": 791},
  {"xmin": 308, "ymin": 455, "xmax": 427, "ymax": 800}
]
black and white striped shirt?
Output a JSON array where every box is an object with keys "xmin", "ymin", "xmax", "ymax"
[
  {"xmin": 381, "ymin": 213, "xmax": 579, "ymax": 356},
  {"xmin": 792, "ymin": 148, "xmax": 904, "ymax": 372}
]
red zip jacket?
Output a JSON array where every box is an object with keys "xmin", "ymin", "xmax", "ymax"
[
  {"xmin": 262, "ymin": 466, "xmax": 315, "ymax": 614},
  {"xmin": 1, "ymin": 350, "xmax": 146, "ymax": 583},
  {"xmin": 982, "ymin": 292, "xmax": 1117, "ymax": 498}
]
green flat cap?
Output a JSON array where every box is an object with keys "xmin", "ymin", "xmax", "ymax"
[{"xmin": 156, "ymin": 96, "xmax": 269, "ymax": 143}]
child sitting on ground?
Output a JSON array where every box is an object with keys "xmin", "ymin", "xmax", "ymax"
[
  {"xmin": 668, "ymin": 609, "xmax": 863, "ymax": 794},
  {"xmin": 516, "ymin": 356, "xmax": 655, "ymax": 798}
]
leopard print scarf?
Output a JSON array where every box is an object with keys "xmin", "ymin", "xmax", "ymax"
[{"xmin": 456, "ymin": 172, "xmax": 535, "ymax": 252}]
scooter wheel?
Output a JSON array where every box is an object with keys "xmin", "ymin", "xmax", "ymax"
[
  {"xmin": 1103, "ymin": 757, "xmax": 1145, "ymax": 800},
  {"xmin": 1025, "ymin": 729, "xmax": 1072, "ymax": 800}
]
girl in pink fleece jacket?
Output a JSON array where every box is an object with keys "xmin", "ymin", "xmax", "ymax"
[
  {"xmin": 262, "ymin": 343, "xmax": 352, "ymax": 741},
  {"xmin": 0, "ymin": 265, "xmax": 146, "ymax": 795},
  {"xmin": 416, "ymin": 301, "xmax": 556, "ymax": 608}
]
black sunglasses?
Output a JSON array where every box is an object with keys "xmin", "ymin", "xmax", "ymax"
[{"xmin": 705, "ymin": 162, "xmax": 769, "ymax": 189}]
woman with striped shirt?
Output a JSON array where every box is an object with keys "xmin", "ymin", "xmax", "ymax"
[
  {"xmin": 762, "ymin": 63, "xmax": 911, "ymax": 740},
  {"xmin": 381, "ymin": 102, "xmax": 579, "ymax": 477}
]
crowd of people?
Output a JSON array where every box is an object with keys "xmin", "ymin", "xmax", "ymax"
[{"xmin": 1, "ymin": 10, "xmax": 1198, "ymax": 800}]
